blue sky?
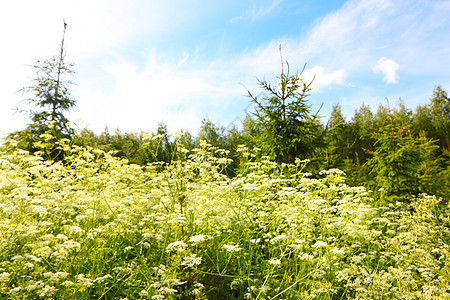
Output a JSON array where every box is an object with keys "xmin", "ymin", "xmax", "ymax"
[{"xmin": 1, "ymin": 0, "xmax": 450, "ymax": 136}]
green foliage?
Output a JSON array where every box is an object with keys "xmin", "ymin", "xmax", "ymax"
[
  {"xmin": 429, "ymin": 86, "xmax": 450, "ymax": 156},
  {"xmin": 197, "ymin": 118, "xmax": 226, "ymax": 149},
  {"xmin": 413, "ymin": 103, "xmax": 434, "ymax": 138},
  {"xmin": 247, "ymin": 60, "xmax": 323, "ymax": 164},
  {"xmin": 73, "ymin": 123, "xmax": 188, "ymax": 166},
  {"xmin": 349, "ymin": 104, "xmax": 375, "ymax": 164},
  {"xmin": 366, "ymin": 110, "xmax": 440, "ymax": 200},
  {"xmin": 325, "ymin": 104, "xmax": 350, "ymax": 167},
  {"xmin": 8, "ymin": 22, "xmax": 76, "ymax": 160},
  {"xmin": 323, "ymin": 91, "xmax": 450, "ymax": 201}
]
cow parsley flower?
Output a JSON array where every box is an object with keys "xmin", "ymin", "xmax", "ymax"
[
  {"xmin": 181, "ymin": 254, "xmax": 202, "ymax": 268},
  {"xmin": 298, "ymin": 252, "xmax": 314, "ymax": 260},
  {"xmin": 268, "ymin": 258, "xmax": 281, "ymax": 265},
  {"xmin": 270, "ymin": 234, "xmax": 289, "ymax": 244},
  {"xmin": 76, "ymin": 274, "xmax": 94, "ymax": 287},
  {"xmin": 312, "ymin": 241, "xmax": 328, "ymax": 248},
  {"xmin": 188, "ymin": 234, "xmax": 211, "ymax": 246},
  {"xmin": 194, "ymin": 283, "xmax": 204, "ymax": 289},
  {"xmin": 9, "ymin": 287, "xmax": 21, "ymax": 295},
  {"xmin": 166, "ymin": 241, "xmax": 187, "ymax": 253},
  {"xmin": 0, "ymin": 272, "xmax": 10, "ymax": 282},
  {"xmin": 159, "ymin": 286, "xmax": 177, "ymax": 295},
  {"xmin": 223, "ymin": 244, "xmax": 242, "ymax": 252},
  {"xmin": 330, "ymin": 247, "xmax": 346, "ymax": 255},
  {"xmin": 62, "ymin": 280, "xmax": 74, "ymax": 287}
]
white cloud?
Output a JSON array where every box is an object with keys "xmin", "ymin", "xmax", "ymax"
[
  {"xmin": 230, "ymin": 0, "xmax": 283, "ymax": 22},
  {"xmin": 226, "ymin": 0, "xmax": 398, "ymax": 87},
  {"xmin": 373, "ymin": 57, "xmax": 399, "ymax": 84},
  {"xmin": 73, "ymin": 53, "xmax": 237, "ymax": 133},
  {"xmin": 304, "ymin": 66, "xmax": 347, "ymax": 89},
  {"xmin": 298, "ymin": 0, "xmax": 394, "ymax": 62}
]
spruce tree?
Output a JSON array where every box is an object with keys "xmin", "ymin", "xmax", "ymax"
[
  {"xmin": 9, "ymin": 21, "xmax": 76, "ymax": 160},
  {"xmin": 246, "ymin": 47, "xmax": 322, "ymax": 164}
]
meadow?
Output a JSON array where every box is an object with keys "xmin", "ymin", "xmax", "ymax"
[{"xmin": 0, "ymin": 139, "xmax": 448, "ymax": 299}]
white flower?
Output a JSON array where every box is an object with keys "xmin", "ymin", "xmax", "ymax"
[
  {"xmin": 318, "ymin": 169, "xmax": 345, "ymax": 176},
  {"xmin": 288, "ymin": 244, "xmax": 303, "ymax": 250},
  {"xmin": 61, "ymin": 280, "xmax": 74, "ymax": 287},
  {"xmin": 223, "ymin": 244, "xmax": 242, "ymax": 252},
  {"xmin": 167, "ymin": 213, "xmax": 187, "ymax": 225},
  {"xmin": 0, "ymin": 272, "xmax": 10, "ymax": 282},
  {"xmin": 62, "ymin": 240, "xmax": 81, "ymax": 252},
  {"xmin": 269, "ymin": 234, "xmax": 289, "ymax": 244},
  {"xmin": 9, "ymin": 287, "xmax": 21, "ymax": 295},
  {"xmin": 312, "ymin": 241, "xmax": 328, "ymax": 248},
  {"xmin": 26, "ymin": 280, "xmax": 45, "ymax": 292},
  {"xmin": 298, "ymin": 252, "xmax": 314, "ymax": 260},
  {"xmin": 330, "ymin": 247, "xmax": 346, "ymax": 255},
  {"xmin": 38, "ymin": 284, "xmax": 58, "ymax": 297},
  {"xmin": 44, "ymin": 272, "xmax": 68, "ymax": 282},
  {"xmin": 166, "ymin": 241, "xmax": 187, "ymax": 253},
  {"xmin": 76, "ymin": 274, "xmax": 94, "ymax": 287},
  {"xmin": 242, "ymin": 183, "xmax": 258, "ymax": 190},
  {"xmin": 32, "ymin": 205, "xmax": 48, "ymax": 217},
  {"xmin": 159, "ymin": 286, "xmax": 177, "ymax": 294},
  {"xmin": 267, "ymin": 258, "xmax": 281, "ymax": 265},
  {"xmin": 55, "ymin": 234, "xmax": 68, "ymax": 241},
  {"xmin": 193, "ymin": 288, "xmax": 202, "ymax": 295},
  {"xmin": 193, "ymin": 283, "xmax": 204, "ymax": 289},
  {"xmin": 12, "ymin": 255, "xmax": 24, "ymax": 261},
  {"xmin": 68, "ymin": 225, "xmax": 84, "ymax": 236},
  {"xmin": 181, "ymin": 254, "xmax": 202, "ymax": 268},
  {"xmin": 94, "ymin": 274, "xmax": 113, "ymax": 283},
  {"xmin": 189, "ymin": 234, "xmax": 211, "ymax": 246},
  {"xmin": 23, "ymin": 262, "xmax": 34, "ymax": 270}
]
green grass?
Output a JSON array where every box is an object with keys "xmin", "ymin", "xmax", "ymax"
[{"xmin": 0, "ymin": 142, "xmax": 448, "ymax": 299}]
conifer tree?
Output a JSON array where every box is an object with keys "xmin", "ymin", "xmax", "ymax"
[
  {"xmin": 247, "ymin": 47, "xmax": 322, "ymax": 164},
  {"xmin": 367, "ymin": 107, "xmax": 439, "ymax": 200},
  {"xmin": 429, "ymin": 86, "xmax": 450, "ymax": 155},
  {"xmin": 9, "ymin": 21, "xmax": 76, "ymax": 160}
]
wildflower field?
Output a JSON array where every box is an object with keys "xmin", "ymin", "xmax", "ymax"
[{"xmin": 0, "ymin": 141, "xmax": 448, "ymax": 299}]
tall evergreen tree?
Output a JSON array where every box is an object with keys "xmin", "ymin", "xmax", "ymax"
[
  {"xmin": 429, "ymin": 86, "xmax": 450, "ymax": 155},
  {"xmin": 247, "ymin": 49, "xmax": 322, "ymax": 164},
  {"xmin": 349, "ymin": 104, "xmax": 375, "ymax": 164},
  {"xmin": 197, "ymin": 118, "xmax": 226, "ymax": 149},
  {"xmin": 367, "ymin": 108, "xmax": 440, "ymax": 200},
  {"xmin": 9, "ymin": 22, "xmax": 76, "ymax": 159},
  {"xmin": 326, "ymin": 104, "xmax": 350, "ymax": 168},
  {"xmin": 392, "ymin": 99, "xmax": 412, "ymax": 125}
]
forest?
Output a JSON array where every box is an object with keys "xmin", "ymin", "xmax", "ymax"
[{"xmin": 0, "ymin": 28, "xmax": 448, "ymax": 299}]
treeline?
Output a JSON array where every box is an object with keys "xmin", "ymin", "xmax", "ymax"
[
  {"xmin": 70, "ymin": 86, "xmax": 449, "ymax": 201},
  {"xmin": 324, "ymin": 88, "xmax": 449, "ymax": 199},
  {"xmin": 3, "ymin": 25, "xmax": 449, "ymax": 203}
]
